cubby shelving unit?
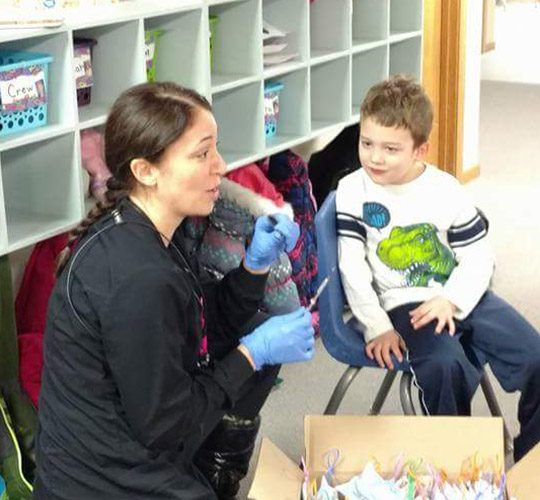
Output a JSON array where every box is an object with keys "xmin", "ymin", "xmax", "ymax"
[{"xmin": 0, "ymin": 0, "xmax": 423, "ymax": 256}]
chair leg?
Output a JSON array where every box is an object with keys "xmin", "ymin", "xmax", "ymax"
[
  {"xmin": 369, "ymin": 371, "xmax": 397, "ymax": 415},
  {"xmin": 399, "ymin": 372, "xmax": 416, "ymax": 415},
  {"xmin": 480, "ymin": 371, "xmax": 514, "ymax": 455},
  {"xmin": 324, "ymin": 366, "xmax": 361, "ymax": 415}
]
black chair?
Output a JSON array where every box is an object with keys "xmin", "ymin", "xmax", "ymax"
[{"xmin": 315, "ymin": 191, "xmax": 513, "ymax": 453}]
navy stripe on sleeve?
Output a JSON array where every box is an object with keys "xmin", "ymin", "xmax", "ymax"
[
  {"xmin": 448, "ymin": 211, "xmax": 488, "ymax": 248},
  {"xmin": 337, "ymin": 211, "xmax": 367, "ymax": 243}
]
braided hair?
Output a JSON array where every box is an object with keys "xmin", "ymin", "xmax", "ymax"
[{"xmin": 56, "ymin": 82, "xmax": 212, "ymax": 276}]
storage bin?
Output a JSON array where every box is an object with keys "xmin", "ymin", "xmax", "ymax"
[
  {"xmin": 145, "ymin": 29, "xmax": 163, "ymax": 82},
  {"xmin": 209, "ymin": 15, "xmax": 218, "ymax": 69},
  {"xmin": 0, "ymin": 51, "xmax": 53, "ymax": 137},
  {"xmin": 263, "ymin": 81, "xmax": 283, "ymax": 138},
  {"xmin": 0, "ymin": 474, "xmax": 6, "ymax": 500},
  {"xmin": 73, "ymin": 38, "xmax": 97, "ymax": 107}
]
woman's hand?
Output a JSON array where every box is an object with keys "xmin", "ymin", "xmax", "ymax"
[
  {"xmin": 244, "ymin": 214, "xmax": 299, "ymax": 273},
  {"xmin": 409, "ymin": 296, "xmax": 458, "ymax": 335},
  {"xmin": 239, "ymin": 308, "xmax": 314, "ymax": 370},
  {"xmin": 365, "ymin": 330, "xmax": 405, "ymax": 370}
]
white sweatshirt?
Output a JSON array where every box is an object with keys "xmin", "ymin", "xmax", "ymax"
[{"xmin": 336, "ymin": 165, "xmax": 495, "ymax": 343}]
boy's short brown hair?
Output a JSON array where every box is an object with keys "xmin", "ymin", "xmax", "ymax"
[{"xmin": 360, "ymin": 74, "xmax": 433, "ymax": 147}]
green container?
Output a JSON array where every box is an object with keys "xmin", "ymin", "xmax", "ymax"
[
  {"xmin": 209, "ymin": 15, "xmax": 219, "ymax": 69},
  {"xmin": 145, "ymin": 29, "xmax": 163, "ymax": 82}
]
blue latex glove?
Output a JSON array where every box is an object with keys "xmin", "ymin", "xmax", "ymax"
[
  {"xmin": 244, "ymin": 214, "xmax": 300, "ymax": 271},
  {"xmin": 240, "ymin": 308, "xmax": 315, "ymax": 370}
]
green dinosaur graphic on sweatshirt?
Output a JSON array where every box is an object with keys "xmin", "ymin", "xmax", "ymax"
[{"xmin": 377, "ymin": 223, "xmax": 456, "ymax": 287}]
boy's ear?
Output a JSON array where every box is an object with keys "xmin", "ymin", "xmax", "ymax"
[
  {"xmin": 129, "ymin": 158, "xmax": 158, "ymax": 187},
  {"xmin": 415, "ymin": 141, "xmax": 430, "ymax": 159}
]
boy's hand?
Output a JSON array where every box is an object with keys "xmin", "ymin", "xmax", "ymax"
[
  {"xmin": 365, "ymin": 330, "xmax": 405, "ymax": 370},
  {"xmin": 409, "ymin": 296, "xmax": 458, "ymax": 335}
]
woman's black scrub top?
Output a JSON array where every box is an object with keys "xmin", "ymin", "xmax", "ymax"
[{"xmin": 35, "ymin": 199, "xmax": 267, "ymax": 499}]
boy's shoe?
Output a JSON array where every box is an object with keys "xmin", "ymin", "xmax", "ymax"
[
  {"xmin": 271, "ymin": 376, "xmax": 284, "ymax": 392},
  {"xmin": 0, "ymin": 395, "xmax": 33, "ymax": 499}
]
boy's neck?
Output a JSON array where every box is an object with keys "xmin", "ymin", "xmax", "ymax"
[{"xmin": 382, "ymin": 160, "xmax": 427, "ymax": 187}]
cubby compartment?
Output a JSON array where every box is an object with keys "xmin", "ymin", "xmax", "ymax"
[
  {"xmin": 390, "ymin": 0, "xmax": 423, "ymax": 37},
  {"xmin": 212, "ymin": 81, "xmax": 264, "ymax": 169},
  {"xmin": 310, "ymin": 0, "xmax": 351, "ymax": 62},
  {"xmin": 264, "ymin": 68, "xmax": 309, "ymax": 154},
  {"xmin": 311, "ymin": 56, "xmax": 351, "ymax": 134},
  {"xmin": 75, "ymin": 21, "xmax": 144, "ymax": 129},
  {"xmin": 144, "ymin": 9, "xmax": 207, "ymax": 95},
  {"xmin": 352, "ymin": 0, "xmax": 388, "ymax": 51},
  {"xmin": 0, "ymin": 169, "xmax": 7, "ymax": 253},
  {"xmin": 1, "ymin": 132, "xmax": 83, "ymax": 252},
  {"xmin": 389, "ymin": 35, "xmax": 422, "ymax": 79},
  {"xmin": 352, "ymin": 46, "xmax": 388, "ymax": 118},
  {"xmin": 210, "ymin": 0, "xmax": 262, "ymax": 93},
  {"xmin": 262, "ymin": 0, "xmax": 308, "ymax": 75},
  {"xmin": 0, "ymin": 31, "xmax": 76, "ymax": 149}
]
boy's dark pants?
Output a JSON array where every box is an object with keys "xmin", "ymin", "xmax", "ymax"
[{"xmin": 389, "ymin": 291, "xmax": 540, "ymax": 462}]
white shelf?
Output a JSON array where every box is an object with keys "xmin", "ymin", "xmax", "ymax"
[
  {"xmin": 1, "ymin": 133, "xmax": 83, "ymax": 251},
  {"xmin": 352, "ymin": 0, "xmax": 388, "ymax": 49},
  {"xmin": 74, "ymin": 21, "xmax": 145, "ymax": 122},
  {"xmin": 211, "ymin": 74, "xmax": 260, "ymax": 94},
  {"xmin": 352, "ymin": 46, "xmax": 388, "ymax": 117},
  {"xmin": 144, "ymin": 9, "xmax": 208, "ymax": 95},
  {"xmin": 77, "ymin": 102, "xmax": 110, "ymax": 130},
  {"xmin": 264, "ymin": 67, "xmax": 309, "ymax": 148},
  {"xmin": 210, "ymin": 0, "xmax": 262, "ymax": 90},
  {"xmin": 389, "ymin": 30, "xmax": 423, "ymax": 44},
  {"xmin": 0, "ymin": 0, "xmax": 424, "ymax": 256},
  {"xmin": 311, "ymin": 56, "xmax": 351, "ymax": 132},
  {"xmin": 0, "ymin": 123, "xmax": 74, "ymax": 153},
  {"xmin": 263, "ymin": 0, "xmax": 309, "ymax": 63},
  {"xmin": 263, "ymin": 60, "xmax": 307, "ymax": 80},
  {"xmin": 390, "ymin": 35, "xmax": 422, "ymax": 79},
  {"xmin": 352, "ymin": 38, "xmax": 387, "ymax": 55},
  {"xmin": 212, "ymin": 81, "xmax": 265, "ymax": 164},
  {"xmin": 390, "ymin": 0, "xmax": 423, "ymax": 34},
  {"xmin": 310, "ymin": 49, "xmax": 350, "ymax": 67},
  {"xmin": 310, "ymin": 0, "xmax": 351, "ymax": 56}
]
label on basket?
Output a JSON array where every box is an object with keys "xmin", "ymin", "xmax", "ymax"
[
  {"xmin": 145, "ymin": 41, "xmax": 155, "ymax": 71},
  {"xmin": 0, "ymin": 66, "xmax": 46, "ymax": 112},
  {"xmin": 73, "ymin": 46, "xmax": 93, "ymax": 89},
  {"xmin": 264, "ymin": 93, "xmax": 280, "ymax": 120}
]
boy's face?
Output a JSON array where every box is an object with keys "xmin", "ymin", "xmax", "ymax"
[{"xmin": 359, "ymin": 117, "xmax": 428, "ymax": 185}]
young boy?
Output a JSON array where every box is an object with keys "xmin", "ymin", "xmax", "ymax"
[{"xmin": 336, "ymin": 75, "xmax": 540, "ymax": 462}]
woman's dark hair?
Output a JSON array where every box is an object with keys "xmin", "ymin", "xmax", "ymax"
[{"xmin": 56, "ymin": 82, "xmax": 212, "ymax": 275}]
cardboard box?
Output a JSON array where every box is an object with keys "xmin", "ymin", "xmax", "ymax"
[
  {"xmin": 507, "ymin": 442, "xmax": 540, "ymax": 499},
  {"xmin": 249, "ymin": 415, "xmax": 539, "ymax": 499}
]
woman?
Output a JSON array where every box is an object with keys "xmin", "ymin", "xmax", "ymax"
[{"xmin": 34, "ymin": 82, "xmax": 315, "ymax": 499}]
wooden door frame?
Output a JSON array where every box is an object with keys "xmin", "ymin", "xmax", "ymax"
[{"xmin": 427, "ymin": 0, "xmax": 479, "ymax": 182}]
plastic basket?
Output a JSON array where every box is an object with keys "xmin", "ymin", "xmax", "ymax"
[
  {"xmin": 0, "ymin": 474, "xmax": 6, "ymax": 500},
  {"xmin": 145, "ymin": 29, "xmax": 163, "ymax": 82},
  {"xmin": 209, "ymin": 15, "xmax": 219, "ymax": 69},
  {"xmin": 264, "ymin": 81, "xmax": 284, "ymax": 138},
  {"xmin": 0, "ymin": 51, "xmax": 53, "ymax": 137},
  {"xmin": 74, "ymin": 37, "xmax": 97, "ymax": 107}
]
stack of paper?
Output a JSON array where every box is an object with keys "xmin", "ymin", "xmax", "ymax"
[{"xmin": 263, "ymin": 20, "xmax": 298, "ymax": 66}]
